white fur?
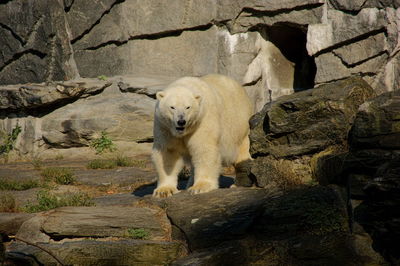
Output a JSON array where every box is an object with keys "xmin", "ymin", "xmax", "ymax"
[{"xmin": 152, "ymin": 74, "xmax": 253, "ymax": 197}]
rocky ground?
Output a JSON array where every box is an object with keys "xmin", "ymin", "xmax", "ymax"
[{"xmin": 1, "ymin": 77, "xmax": 399, "ymax": 265}]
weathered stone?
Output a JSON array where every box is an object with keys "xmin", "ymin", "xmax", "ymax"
[
  {"xmin": 314, "ymin": 50, "xmax": 388, "ymax": 84},
  {"xmin": 6, "ymin": 239, "xmax": 186, "ymax": 266},
  {"xmin": 243, "ymin": 35, "xmax": 295, "ymax": 112},
  {"xmin": 65, "ymin": 0, "xmax": 117, "ymax": 40},
  {"xmin": 371, "ymin": 52, "xmax": 400, "ymax": 94},
  {"xmin": 250, "ymin": 77, "xmax": 375, "ymax": 157},
  {"xmin": 115, "ymin": 75, "xmax": 177, "ymax": 98},
  {"xmin": 16, "ymin": 214, "xmax": 50, "ymax": 243},
  {"xmin": 333, "ymin": 32, "xmax": 387, "ymax": 66},
  {"xmin": 39, "ymin": 206, "xmax": 170, "ymax": 240},
  {"xmin": 74, "ymin": 26, "xmax": 219, "ymax": 78},
  {"xmin": 72, "ymin": 0, "xmax": 217, "ymax": 51},
  {"xmin": 329, "ymin": 0, "xmax": 400, "ymax": 11},
  {"xmin": 249, "ymin": 156, "xmax": 312, "ymax": 189},
  {"xmin": 0, "ymin": 79, "xmax": 110, "ymax": 110},
  {"xmin": 0, "ymin": 0, "xmax": 78, "ymax": 85},
  {"xmin": 229, "ymin": 5, "xmax": 324, "ymax": 34},
  {"xmin": 354, "ymin": 159, "xmax": 400, "ymax": 264},
  {"xmin": 307, "ymin": 8, "xmax": 387, "ymax": 55},
  {"xmin": 350, "ymin": 90, "xmax": 400, "ymax": 149},
  {"xmin": 0, "ymin": 213, "xmax": 34, "ymax": 235},
  {"xmin": 163, "ymin": 188, "xmax": 277, "ymax": 250},
  {"xmin": 41, "ymin": 82, "xmax": 155, "ymax": 147}
]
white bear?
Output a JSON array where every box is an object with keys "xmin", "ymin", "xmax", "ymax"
[{"xmin": 152, "ymin": 74, "xmax": 253, "ymax": 197}]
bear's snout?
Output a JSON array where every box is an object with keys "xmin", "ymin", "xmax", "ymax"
[{"xmin": 177, "ymin": 119, "xmax": 186, "ymax": 126}]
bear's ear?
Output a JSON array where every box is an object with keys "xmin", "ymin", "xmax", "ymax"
[{"xmin": 156, "ymin": 91, "xmax": 165, "ymax": 100}]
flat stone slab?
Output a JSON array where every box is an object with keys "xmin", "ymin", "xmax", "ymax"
[
  {"xmin": 160, "ymin": 187, "xmax": 278, "ymax": 250},
  {"xmin": 6, "ymin": 239, "xmax": 186, "ymax": 265},
  {"xmin": 0, "ymin": 213, "xmax": 34, "ymax": 235},
  {"xmin": 40, "ymin": 206, "xmax": 170, "ymax": 241}
]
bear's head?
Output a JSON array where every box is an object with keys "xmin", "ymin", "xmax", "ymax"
[{"xmin": 156, "ymin": 86, "xmax": 202, "ymax": 137}]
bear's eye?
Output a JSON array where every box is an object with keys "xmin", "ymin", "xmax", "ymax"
[
  {"xmin": 170, "ymin": 106, "xmax": 175, "ymax": 110},
  {"xmin": 186, "ymin": 106, "xmax": 190, "ymax": 110}
]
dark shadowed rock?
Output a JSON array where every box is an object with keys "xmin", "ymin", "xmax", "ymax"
[
  {"xmin": 166, "ymin": 186, "xmax": 384, "ymax": 265},
  {"xmin": 0, "ymin": 213, "xmax": 34, "ymax": 235},
  {"xmin": 250, "ymin": 77, "xmax": 375, "ymax": 158},
  {"xmin": 162, "ymin": 188, "xmax": 277, "ymax": 250},
  {"xmin": 6, "ymin": 239, "xmax": 186, "ymax": 266},
  {"xmin": 350, "ymin": 90, "xmax": 400, "ymax": 149}
]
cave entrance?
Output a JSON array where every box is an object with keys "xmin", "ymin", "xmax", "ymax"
[{"xmin": 262, "ymin": 23, "xmax": 316, "ymax": 92}]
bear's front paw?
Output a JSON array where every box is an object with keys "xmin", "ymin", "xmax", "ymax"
[
  {"xmin": 188, "ymin": 181, "xmax": 217, "ymax": 195},
  {"xmin": 153, "ymin": 185, "xmax": 179, "ymax": 198}
]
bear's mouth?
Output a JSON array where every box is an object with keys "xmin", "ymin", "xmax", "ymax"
[{"xmin": 176, "ymin": 127, "xmax": 185, "ymax": 133}]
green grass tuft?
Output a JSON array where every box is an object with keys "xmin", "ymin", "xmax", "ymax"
[
  {"xmin": 87, "ymin": 155, "xmax": 145, "ymax": 169},
  {"xmin": 24, "ymin": 190, "xmax": 94, "ymax": 213},
  {"xmin": 0, "ymin": 178, "xmax": 40, "ymax": 191},
  {"xmin": 126, "ymin": 228, "xmax": 150, "ymax": 240},
  {"xmin": 87, "ymin": 159, "xmax": 117, "ymax": 169},
  {"xmin": 41, "ymin": 167, "xmax": 76, "ymax": 185},
  {"xmin": 0, "ymin": 193, "xmax": 18, "ymax": 212}
]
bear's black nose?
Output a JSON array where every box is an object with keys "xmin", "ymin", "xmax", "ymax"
[{"xmin": 177, "ymin": 119, "xmax": 186, "ymax": 126}]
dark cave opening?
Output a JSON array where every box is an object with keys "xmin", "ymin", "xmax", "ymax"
[{"xmin": 262, "ymin": 23, "xmax": 317, "ymax": 92}]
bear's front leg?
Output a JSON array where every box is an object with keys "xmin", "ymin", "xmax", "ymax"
[
  {"xmin": 152, "ymin": 148, "xmax": 184, "ymax": 198},
  {"xmin": 188, "ymin": 143, "xmax": 221, "ymax": 195}
]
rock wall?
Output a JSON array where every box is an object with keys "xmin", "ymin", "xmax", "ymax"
[
  {"xmin": 1, "ymin": 1, "xmax": 399, "ymax": 110},
  {"xmin": 0, "ymin": 0, "xmax": 399, "ymax": 156}
]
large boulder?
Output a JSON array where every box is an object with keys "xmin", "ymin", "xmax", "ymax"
[
  {"xmin": 165, "ymin": 186, "xmax": 384, "ymax": 265},
  {"xmin": 313, "ymin": 90, "xmax": 400, "ymax": 264},
  {"xmin": 41, "ymin": 82, "xmax": 155, "ymax": 147},
  {"xmin": 250, "ymin": 77, "xmax": 375, "ymax": 158},
  {"xmin": 6, "ymin": 204, "xmax": 186, "ymax": 265}
]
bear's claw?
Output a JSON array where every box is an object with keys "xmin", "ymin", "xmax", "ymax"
[{"xmin": 153, "ymin": 186, "xmax": 179, "ymax": 198}]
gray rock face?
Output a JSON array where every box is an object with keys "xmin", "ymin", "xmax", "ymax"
[
  {"xmin": 41, "ymin": 82, "xmax": 155, "ymax": 147},
  {"xmin": 311, "ymin": 90, "xmax": 400, "ymax": 264},
  {"xmin": 0, "ymin": 80, "xmax": 110, "ymax": 110},
  {"xmin": 250, "ymin": 77, "xmax": 375, "ymax": 158},
  {"xmin": 0, "ymin": 0, "xmax": 78, "ymax": 85},
  {"xmin": 350, "ymin": 90, "xmax": 400, "ymax": 149}
]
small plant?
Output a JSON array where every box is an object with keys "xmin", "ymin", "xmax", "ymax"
[
  {"xmin": 130, "ymin": 159, "xmax": 148, "ymax": 169},
  {"xmin": 126, "ymin": 228, "xmax": 150, "ymax": 240},
  {"xmin": 90, "ymin": 131, "xmax": 116, "ymax": 154},
  {"xmin": 97, "ymin": 75, "xmax": 108, "ymax": 81},
  {"xmin": 55, "ymin": 154, "xmax": 64, "ymax": 160},
  {"xmin": 0, "ymin": 193, "xmax": 18, "ymax": 212},
  {"xmin": 0, "ymin": 125, "xmax": 22, "ymax": 161},
  {"xmin": 24, "ymin": 190, "xmax": 94, "ymax": 213},
  {"xmin": 41, "ymin": 167, "xmax": 75, "ymax": 185},
  {"xmin": 0, "ymin": 178, "xmax": 39, "ymax": 191},
  {"xmin": 115, "ymin": 155, "xmax": 134, "ymax": 167},
  {"xmin": 87, "ymin": 159, "xmax": 117, "ymax": 169},
  {"xmin": 86, "ymin": 155, "xmax": 144, "ymax": 169},
  {"xmin": 31, "ymin": 157, "xmax": 43, "ymax": 170}
]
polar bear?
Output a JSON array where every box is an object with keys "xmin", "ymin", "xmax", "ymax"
[{"xmin": 152, "ymin": 74, "xmax": 253, "ymax": 197}]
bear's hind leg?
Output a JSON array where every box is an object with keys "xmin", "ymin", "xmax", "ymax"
[
  {"xmin": 234, "ymin": 136, "xmax": 254, "ymax": 187},
  {"xmin": 152, "ymin": 149, "xmax": 184, "ymax": 197}
]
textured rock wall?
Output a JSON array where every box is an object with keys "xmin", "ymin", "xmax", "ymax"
[
  {"xmin": 1, "ymin": 0, "xmax": 399, "ymax": 110},
  {"xmin": 0, "ymin": 0, "xmax": 399, "ymax": 156}
]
